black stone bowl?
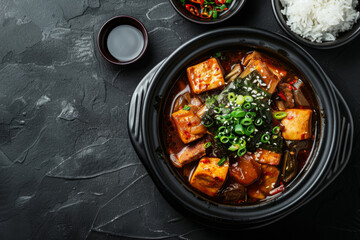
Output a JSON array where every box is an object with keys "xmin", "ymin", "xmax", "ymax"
[
  {"xmin": 128, "ymin": 27, "xmax": 354, "ymax": 229},
  {"xmin": 169, "ymin": 0, "xmax": 247, "ymax": 24},
  {"xmin": 271, "ymin": 0, "xmax": 360, "ymax": 49}
]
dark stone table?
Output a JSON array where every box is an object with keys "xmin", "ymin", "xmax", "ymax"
[{"xmin": 0, "ymin": 0, "xmax": 359, "ymax": 239}]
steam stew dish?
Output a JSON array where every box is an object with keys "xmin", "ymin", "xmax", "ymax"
[{"xmin": 162, "ymin": 50, "xmax": 318, "ymax": 205}]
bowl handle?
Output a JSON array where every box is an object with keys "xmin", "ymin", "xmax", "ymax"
[
  {"xmin": 128, "ymin": 60, "xmax": 166, "ymax": 166},
  {"xmin": 323, "ymin": 81, "xmax": 354, "ymax": 186}
]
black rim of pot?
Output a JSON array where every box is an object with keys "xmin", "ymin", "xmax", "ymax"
[{"xmin": 140, "ymin": 27, "xmax": 338, "ymax": 227}]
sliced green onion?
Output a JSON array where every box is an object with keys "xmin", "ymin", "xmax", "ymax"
[
  {"xmin": 231, "ymin": 110, "xmax": 245, "ymax": 118},
  {"xmin": 261, "ymin": 133, "xmax": 270, "ymax": 143},
  {"xmin": 215, "ymin": 116, "xmax": 226, "ymax": 123},
  {"xmin": 245, "ymin": 112, "xmax": 256, "ymax": 119},
  {"xmin": 246, "ymin": 125, "xmax": 255, "ymax": 134},
  {"xmin": 220, "ymin": 136, "xmax": 229, "ymax": 143},
  {"xmin": 228, "ymin": 133, "xmax": 236, "ymax": 139},
  {"xmin": 204, "ymin": 120, "xmax": 214, "ymax": 127},
  {"xmin": 237, "ymin": 147, "xmax": 247, "ymax": 157},
  {"xmin": 183, "ymin": 105, "xmax": 190, "ymax": 111},
  {"xmin": 240, "ymin": 118, "xmax": 252, "ymax": 126},
  {"xmin": 204, "ymin": 142, "xmax": 212, "ymax": 148},
  {"xmin": 217, "ymin": 126, "xmax": 226, "ymax": 133},
  {"xmin": 255, "ymin": 118, "xmax": 263, "ymax": 126},
  {"xmin": 238, "ymin": 139, "xmax": 246, "ymax": 147},
  {"xmin": 217, "ymin": 157, "xmax": 227, "ymax": 166},
  {"xmin": 228, "ymin": 145, "xmax": 238, "ymax": 151},
  {"xmin": 236, "ymin": 95, "xmax": 245, "ymax": 105},
  {"xmin": 244, "ymin": 95, "xmax": 253, "ymax": 102},
  {"xmin": 272, "ymin": 126, "xmax": 281, "ymax": 134},
  {"xmin": 273, "ymin": 111, "xmax": 288, "ymax": 120},
  {"xmin": 243, "ymin": 102, "xmax": 252, "ymax": 110},
  {"xmin": 228, "ymin": 92, "xmax": 236, "ymax": 102},
  {"xmin": 235, "ymin": 124, "xmax": 244, "ymax": 135},
  {"xmin": 223, "ymin": 114, "xmax": 231, "ymax": 119},
  {"xmin": 214, "ymin": 107, "xmax": 221, "ymax": 114},
  {"xmin": 226, "ymin": 0, "xmax": 232, "ymax": 3}
]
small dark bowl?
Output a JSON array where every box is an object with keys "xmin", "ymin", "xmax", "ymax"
[
  {"xmin": 271, "ymin": 0, "xmax": 360, "ymax": 49},
  {"xmin": 169, "ymin": 0, "xmax": 246, "ymax": 24},
  {"xmin": 97, "ymin": 16, "xmax": 148, "ymax": 65}
]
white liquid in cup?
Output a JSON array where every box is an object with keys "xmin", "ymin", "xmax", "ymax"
[{"xmin": 106, "ymin": 25, "xmax": 145, "ymax": 62}]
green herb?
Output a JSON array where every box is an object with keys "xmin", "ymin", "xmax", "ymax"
[
  {"xmin": 261, "ymin": 133, "xmax": 270, "ymax": 143},
  {"xmin": 244, "ymin": 95, "xmax": 253, "ymax": 103},
  {"xmin": 214, "ymin": 52, "xmax": 222, "ymax": 58},
  {"xmin": 228, "ymin": 145, "xmax": 238, "ymax": 151},
  {"xmin": 231, "ymin": 110, "xmax": 245, "ymax": 118},
  {"xmin": 180, "ymin": 0, "xmax": 186, "ymax": 6},
  {"xmin": 228, "ymin": 92, "xmax": 236, "ymax": 102},
  {"xmin": 272, "ymin": 126, "xmax": 281, "ymax": 134},
  {"xmin": 235, "ymin": 124, "xmax": 244, "ymax": 135},
  {"xmin": 243, "ymin": 102, "xmax": 252, "ymax": 110},
  {"xmin": 183, "ymin": 105, "xmax": 191, "ymax": 111},
  {"xmin": 273, "ymin": 111, "xmax": 288, "ymax": 120},
  {"xmin": 255, "ymin": 118, "xmax": 263, "ymax": 126},
  {"xmin": 201, "ymin": 70, "xmax": 283, "ymax": 156},
  {"xmin": 246, "ymin": 125, "xmax": 255, "ymax": 134},
  {"xmin": 204, "ymin": 142, "xmax": 212, "ymax": 148},
  {"xmin": 226, "ymin": 0, "xmax": 232, "ymax": 3},
  {"xmin": 217, "ymin": 156, "xmax": 227, "ymax": 166},
  {"xmin": 220, "ymin": 136, "xmax": 229, "ymax": 143},
  {"xmin": 236, "ymin": 95, "xmax": 245, "ymax": 105},
  {"xmin": 240, "ymin": 118, "xmax": 252, "ymax": 126},
  {"xmin": 237, "ymin": 147, "xmax": 246, "ymax": 157}
]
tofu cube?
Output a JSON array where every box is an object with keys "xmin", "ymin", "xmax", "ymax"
[
  {"xmin": 190, "ymin": 157, "xmax": 229, "ymax": 197},
  {"xmin": 229, "ymin": 153, "xmax": 261, "ymax": 186},
  {"xmin": 187, "ymin": 58, "xmax": 225, "ymax": 94},
  {"xmin": 281, "ymin": 109, "xmax": 312, "ymax": 140},
  {"xmin": 172, "ymin": 108, "xmax": 207, "ymax": 144},
  {"xmin": 175, "ymin": 139, "xmax": 206, "ymax": 167},
  {"xmin": 254, "ymin": 149, "xmax": 282, "ymax": 166}
]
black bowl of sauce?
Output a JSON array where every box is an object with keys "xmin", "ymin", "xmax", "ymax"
[{"xmin": 97, "ymin": 16, "xmax": 148, "ymax": 65}]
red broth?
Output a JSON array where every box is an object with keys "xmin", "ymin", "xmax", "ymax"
[{"xmin": 161, "ymin": 49, "xmax": 319, "ymax": 205}]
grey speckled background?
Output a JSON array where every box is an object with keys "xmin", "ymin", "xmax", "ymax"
[{"xmin": 0, "ymin": 0, "xmax": 359, "ymax": 239}]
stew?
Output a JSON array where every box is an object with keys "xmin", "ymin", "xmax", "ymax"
[{"xmin": 161, "ymin": 49, "xmax": 319, "ymax": 205}]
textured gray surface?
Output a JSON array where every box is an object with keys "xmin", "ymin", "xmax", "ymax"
[{"xmin": 0, "ymin": 0, "xmax": 360, "ymax": 239}]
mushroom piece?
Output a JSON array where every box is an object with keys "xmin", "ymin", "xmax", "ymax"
[
  {"xmin": 281, "ymin": 151, "xmax": 297, "ymax": 183},
  {"xmin": 173, "ymin": 92, "xmax": 191, "ymax": 112},
  {"xmin": 221, "ymin": 182, "xmax": 246, "ymax": 202},
  {"xmin": 293, "ymin": 79, "xmax": 310, "ymax": 107},
  {"xmin": 225, "ymin": 64, "xmax": 242, "ymax": 82}
]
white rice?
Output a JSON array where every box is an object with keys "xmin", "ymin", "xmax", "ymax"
[{"xmin": 280, "ymin": 0, "xmax": 360, "ymax": 42}]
